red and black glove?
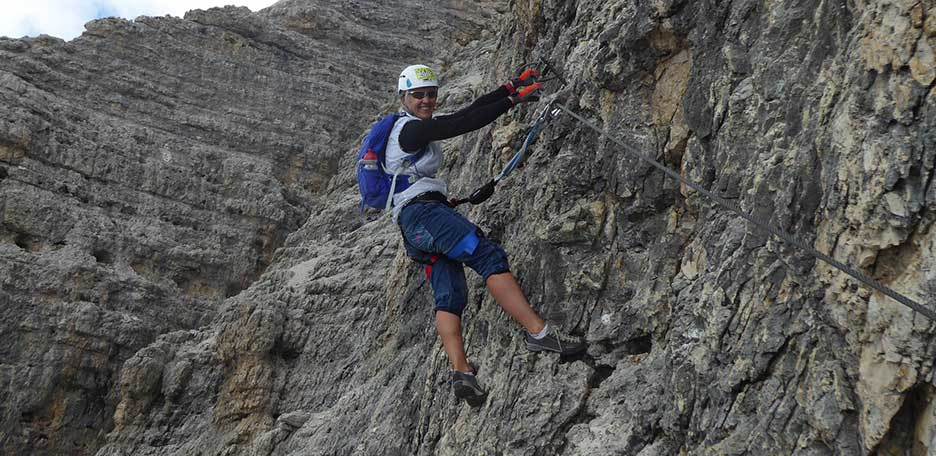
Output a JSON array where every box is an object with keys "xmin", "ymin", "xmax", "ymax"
[
  {"xmin": 503, "ymin": 68, "xmax": 540, "ymax": 95},
  {"xmin": 509, "ymin": 82, "xmax": 543, "ymax": 106}
]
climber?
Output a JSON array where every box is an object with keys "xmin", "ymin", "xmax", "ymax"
[{"xmin": 387, "ymin": 64, "xmax": 587, "ymax": 405}]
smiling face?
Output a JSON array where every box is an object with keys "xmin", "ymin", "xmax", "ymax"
[{"xmin": 402, "ymin": 88, "xmax": 438, "ymax": 120}]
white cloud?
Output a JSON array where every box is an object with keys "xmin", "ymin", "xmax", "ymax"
[{"xmin": 0, "ymin": 0, "xmax": 277, "ymax": 41}]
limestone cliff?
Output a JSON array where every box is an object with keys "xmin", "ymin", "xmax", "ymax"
[{"xmin": 1, "ymin": 0, "xmax": 934, "ymax": 455}]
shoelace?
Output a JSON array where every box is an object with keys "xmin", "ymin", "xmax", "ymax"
[{"xmin": 551, "ymin": 329, "xmax": 579, "ymax": 344}]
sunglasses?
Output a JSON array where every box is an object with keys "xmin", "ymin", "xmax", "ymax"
[{"xmin": 408, "ymin": 90, "xmax": 438, "ymax": 100}]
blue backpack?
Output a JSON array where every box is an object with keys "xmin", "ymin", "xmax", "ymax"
[{"xmin": 356, "ymin": 113, "xmax": 424, "ymax": 211}]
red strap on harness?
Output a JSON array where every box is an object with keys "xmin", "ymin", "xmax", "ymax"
[{"xmin": 425, "ymin": 255, "xmax": 440, "ymax": 280}]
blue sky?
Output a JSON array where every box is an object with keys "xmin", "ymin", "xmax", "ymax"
[
  {"xmin": 2, "ymin": 1, "xmax": 277, "ymax": 41},
  {"xmin": 95, "ymin": 5, "xmax": 122, "ymax": 20}
]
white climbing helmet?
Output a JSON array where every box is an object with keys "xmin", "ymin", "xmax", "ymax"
[{"xmin": 398, "ymin": 64, "xmax": 439, "ymax": 92}]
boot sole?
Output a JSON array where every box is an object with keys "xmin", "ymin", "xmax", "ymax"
[
  {"xmin": 526, "ymin": 342, "xmax": 559, "ymax": 353},
  {"xmin": 453, "ymin": 383, "xmax": 486, "ymax": 406},
  {"xmin": 527, "ymin": 342, "xmax": 586, "ymax": 356}
]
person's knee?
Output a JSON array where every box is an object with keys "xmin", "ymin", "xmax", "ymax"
[
  {"xmin": 430, "ymin": 259, "xmax": 468, "ymax": 317},
  {"xmin": 433, "ymin": 290, "xmax": 466, "ymax": 317},
  {"xmin": 463, "ymin": 238, "xmax": 510, "ymax": 280},
  {"xmin": 433, "ymin": 275, "xmax": 465, "ymax": 315}
]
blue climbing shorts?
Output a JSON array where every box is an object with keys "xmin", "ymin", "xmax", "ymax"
[{"xmin": 398, "ymin": 201, "xmax": 510, "ymax": 317}]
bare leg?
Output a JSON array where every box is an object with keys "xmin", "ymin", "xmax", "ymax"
[
  {"xmin": 486, "ymin": 272, "xmax": 546, "ymax": 334},
  {"xmin": 436, "ymin": 311, "xmax": 472, "ymax": 373}
]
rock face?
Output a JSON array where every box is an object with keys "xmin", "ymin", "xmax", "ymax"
[
  {"xmin": 1, "ymin": 0, "xmax": 934, "ymax": 455},
  {"xmin": 0, "ymin": 1, "xmax": 494, "ymax": 454}
]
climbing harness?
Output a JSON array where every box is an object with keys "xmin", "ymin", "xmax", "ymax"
[{"xmin": 552, "ymin": 103, "xmax": 936, "ymax": 322}]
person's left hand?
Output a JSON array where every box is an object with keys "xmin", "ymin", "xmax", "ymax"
[
  {"xmin": 509, "ymin": 82, "xmax": 543, "ymax": 105},
  {"xmin": 505, "ymin": 68, "xmax": 540, "ymax": 94}
]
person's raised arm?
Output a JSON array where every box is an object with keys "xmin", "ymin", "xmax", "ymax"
[{"xmin": 399, "ymin": 81, "xmax": 543, "ymax": 153}]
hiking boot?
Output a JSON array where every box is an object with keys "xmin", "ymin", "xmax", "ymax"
[
  {"xmin": 451, "ymin": 371, "xmax": 486, "ymax": 406},
  {"xmin": 526, "ymin": 326, "xmax": 587, "ymax": 356}
]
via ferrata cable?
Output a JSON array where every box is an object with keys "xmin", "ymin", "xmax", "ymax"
[{"xmin": 553, "ymin": 102, "xmax": 936, "ymax": 322}]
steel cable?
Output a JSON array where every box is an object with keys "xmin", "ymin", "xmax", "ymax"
[{"xmin": 554, "ymin": 102, "xmax": 936, "ymax": 321}]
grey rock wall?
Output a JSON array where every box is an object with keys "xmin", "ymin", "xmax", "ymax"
[
  {"xmin": 1, "ymin": 0, "xmax": 934, "ymax": 455},
  {"xmin": 0, "ymin": 1, "xmax": 493, "ymax": 454}
]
